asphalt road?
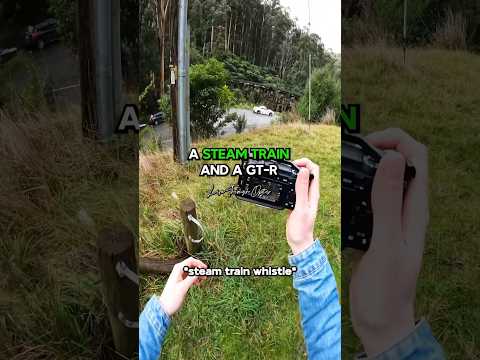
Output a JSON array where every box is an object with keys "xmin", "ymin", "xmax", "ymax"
[{"xmin": 155, "ymin": 108, "xmax": 278, "ymax": 149}]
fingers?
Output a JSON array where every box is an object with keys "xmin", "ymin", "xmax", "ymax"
[
  {"xmin": 370, "ymin": 151, "xmax": 406, "ymax": 251},
  {"xmin": 293, "ymin": 158, "xmax": 320, "ymax": 208},
  {"xmin": 366, "ymin": 128, "xmax": 429, "ymax": 255},
  {"xmin": 294, "ymin": 167, "xmax": 310, "ymax": 209},
  {"xmin": 365, "ymin": 128, "xmax": 427, "ymax": 181}
]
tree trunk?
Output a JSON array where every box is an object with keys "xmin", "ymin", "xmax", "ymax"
[{"xmin": 210, "ymin": 23, "xmax": 214, "ymax": 54}]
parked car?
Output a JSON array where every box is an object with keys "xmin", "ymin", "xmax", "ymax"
[
  {"xmin": 0, "ymin": 47, "xmax": 17, "ymax": 64},
  {"xmin": 253, "ymin": 105, "xmax": 274, "ymax": 116},
  {"xmin": 25, "ymin": 18, "xmax": 59, "ymax": 50},
  {"xmin": 149, "ymin": 112, "xmax": 165, "ymax": 126}
]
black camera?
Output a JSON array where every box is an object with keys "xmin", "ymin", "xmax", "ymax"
[
  {"xmin": 342, "ymin": 133, "xmax": 415, "ymax": 251},
  {"xmin": 236, "ymin": 159, "xmax": 312, "ymax": 210}
]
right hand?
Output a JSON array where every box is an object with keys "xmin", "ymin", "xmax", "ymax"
[
  {"xmin": 159, "ymin": 257, "xmax": 208, "ymax": 316},
  {"xmin": 349, "ymin": 129, "xmax": 429, "ymax": 356}
]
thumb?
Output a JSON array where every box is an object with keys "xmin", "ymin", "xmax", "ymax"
[{"xmin": 370, "ymin": 151, "xmax": 406, "ymax": 251}]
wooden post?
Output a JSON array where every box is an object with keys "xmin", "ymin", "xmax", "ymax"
[
  {"xmin": 78, "ymin": 0, "xmax": 97, "ymax": 138},
  {"xmin": 179, "ymin": 199, "xmax": 203, "ymax": 255},
  {"xmin": 97, "ymin": 225, "xmax": 138, "ymax": 357},
  {"xmin": 139, "ymin": 256, "xmax": 186, "ymax": 274}
]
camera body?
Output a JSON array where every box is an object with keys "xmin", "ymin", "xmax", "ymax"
[
  {"xmin": 342, "ymin": 133, "xmax": 415, "ymax": 251},
  {"xmin": 236, "ymin": 159, "xmax": 310, "ymax": 210}
]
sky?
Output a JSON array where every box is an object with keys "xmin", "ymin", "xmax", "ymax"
[{"xmin": 279, "ymin": 0, "xmax": 341, "ymax": 54}]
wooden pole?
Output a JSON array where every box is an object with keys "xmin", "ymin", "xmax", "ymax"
[
  {"xmin": 179, "ymin": 199, "xmax": 203, "ymax": 255},
  {"xmin": 78, "ymin": 0, "xmax": 97, "ymax": 138},
  {"xmin": 97, "ymin": 225, "xmax": 138, "ymax": 357},
  {"xmin": 139, "ymin": 256, "xmax": 186, "ymax": 274}
]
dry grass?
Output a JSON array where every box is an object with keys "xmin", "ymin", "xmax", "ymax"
[{"xmin": 0, "ymin": 106, "xmax": 137, "ymax": 359}]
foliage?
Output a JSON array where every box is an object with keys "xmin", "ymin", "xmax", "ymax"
[
  {"xmin": 432, "ymin": 9, "xmax": 467, "ymax": 50},
  {"xmin": 342, "ymin": 0, "xmax": 480, "ymax": 50},
  {"xmin": 47, "ymin": 0, "xmax": 77, "ymax": 46},
  {"xmin": 225, "ymin": 112, "xmax": 247, "ymax": 133},
  {"xmin": 140, "ymin": 123, "xmax": 340, "ymax": 360},
  {"xmin": 189, "ymin": 58, "xmax": 235, "ymax": 138},
  {"xmin": 0, "ymin": 53, "xmax": 47, "ymax": 111},
  {"xmin": 298, "ymin": 62, "xmax": 340, "ymax": 122},
  {"xmin": 139, "ymin": 76, "xmax": 158, "ymax": 119},
  {"xmin": 157, "ymin": 94, "xmax": 171, "ymax": 123}
]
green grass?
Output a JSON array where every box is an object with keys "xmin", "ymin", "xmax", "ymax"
[
  {"xmin": 342, "ymin": 46, "xmax": 480, "ymax": 359},
  {"xmin": 140, "ymin": 123, "xmax": 340, "ymax": 359}
]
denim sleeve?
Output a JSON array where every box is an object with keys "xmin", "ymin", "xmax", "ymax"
[
  {"xmin": 139, "ymin": 295, "xmax": 171, "ymax": 360},
  {"xmin": 288, "ymin": 240, "xmax": 341, "ymax": 360},
  {"xmin": 355, "ymin": 320, "xmax": 445, "ymax": 359}
]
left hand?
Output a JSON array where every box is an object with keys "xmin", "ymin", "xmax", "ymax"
[{"xmin": 159, "ymin": 257, "xmax": 208, "ymax": 316}]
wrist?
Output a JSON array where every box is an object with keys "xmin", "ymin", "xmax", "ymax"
[
  {"xmin": 158, "ymin": 293, "xmax": 174, "ymax": 317},
  {"xmin": 357, "ymin": 314, "xmax": 415, "ymax": 357},
  {"xmin": 288, "ymin": 234, "xmax": 314, "ymax": 255}
]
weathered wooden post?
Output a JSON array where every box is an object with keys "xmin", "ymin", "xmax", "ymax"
[
  {"xmin": 97, "ymin": 225, "xmax": 138, "ymax": 357},
  {"xmin": 179, "ymin": 198, "xmax": 203, "ymax": 255},
  {"xmin": 139, "ymin": 256, "xmax": 186, "ymax": 274}
]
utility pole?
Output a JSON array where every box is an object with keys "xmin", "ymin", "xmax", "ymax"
[
  {"xmin": 308, "ymin": 0, "xmax": 311, "ymax": 123},
  {"xmin": 403, "ymin": 0, "xmax": 408, "ymax": 64},
  {"xmin": 169, "ymin": 0, "xmax": 179, "ymax": 161},
  {"xmin": 79, "ymin": 0, "xmax": 123, "ymax": 140},
  {"xmin": 176, "ymin": 0, "xmax": 190, "ymax": 163}
]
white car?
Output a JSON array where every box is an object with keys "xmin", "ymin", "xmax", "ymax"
[{"xmin": 253, "ymin": 105, "xmax": 274, "ymax": 116}]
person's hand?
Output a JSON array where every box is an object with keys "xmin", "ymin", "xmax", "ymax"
[
  {"xmin": 158, "ymin": 257, "xmax": 208, "ymax": 316},
  {"xmin": 349, "ymin": 128, "xmax": 429, "ymax": 356},
  {"xmin": 286, "ymin": 158, "xmax": 320, "ymax": 255}
]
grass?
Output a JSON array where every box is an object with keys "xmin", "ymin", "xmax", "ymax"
[
  {"xmin": 140, "ymin": 123, "xmax": 340, "ymax": 359},
  {"xmin": 342, "ymin": 46, "xmax": 480, "ymax": 359},
  {"xmin": 0, "ymin": 105, "xmax": 138, "ymax": 358}
]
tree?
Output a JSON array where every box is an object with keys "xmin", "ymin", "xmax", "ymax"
[
  {"xmin": 298, "ymin": 62, "xmax": 340, "ymax": 122},
  {"xmin": 189, "ymin": 58, "xmax": 235, "ymax": 138}
]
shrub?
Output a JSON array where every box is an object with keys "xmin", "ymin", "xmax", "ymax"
[
  {"xmin": 225, "ymin": 113, "xmax": 247, "ymax": 133},
  {"xmin": 298, "ymin": 62, "xmax": 340, "ymax": 122},
  {"xmin": 139, "ymin": 76, "xmax": 157, "ymax": 119},
  {"xmin": 190, "ymin": 58, "xmax": 235, "ymax": 138},
  {"xmin": 157, "ymin": 95, "xmax": 171, "ymax": 123}
]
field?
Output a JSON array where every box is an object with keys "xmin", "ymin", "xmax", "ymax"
[
  {"xmin": 139, "ymin": 123, "xmax": 340, "ymax": 359},
  {"xmin": 342, "ymin": 46, "xmax": 480, "ymax": 358}
]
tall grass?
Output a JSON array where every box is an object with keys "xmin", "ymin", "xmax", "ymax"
[{"xmin": 0, "ymin": 106, "xmax": 137, "ymax": 358}]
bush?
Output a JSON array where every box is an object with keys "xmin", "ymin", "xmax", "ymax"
[
  {"xmin": 298, "ymin": 62, "xmax": 340, "ymax": 123},
  {"xmin": 157, "ymin": 95, "xmax": 171, "ymax": 123},
  {"xmin": 190, "ymin": 58, "xmax": 235, "ymax": 138},
  {"xmin": 225, "ymin": 113, "xmax": 247, "ymax": 133},
  {"xmin": 139, "ymin": 77, "xmax": 157, "ymax": 119}
]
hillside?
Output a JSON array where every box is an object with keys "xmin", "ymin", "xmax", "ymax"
[
  {"xmin": 140, "ymin": 123, "xmax": 340, "ymax": 359},
  {"xmin": 342, "ymin": 47, "xmax": 480, "ymax": 359}
]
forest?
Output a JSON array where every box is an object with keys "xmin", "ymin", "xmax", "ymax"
[{"xmin": 139, "ymin": 0, "xmax": 338, "ymax": 127}]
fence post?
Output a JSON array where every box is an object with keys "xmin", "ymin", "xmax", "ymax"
[
  {"xmin": 97, "ymin": 225, "xmax": 138, "ymax": 357},
  {"xmin": 180, "ymin": 198, "xmax": 203, "ymax": 255}
]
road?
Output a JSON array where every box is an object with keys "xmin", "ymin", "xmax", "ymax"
[{"xmin": 155, "ymin": 108, "xmax": 278, "ymax": 149}]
